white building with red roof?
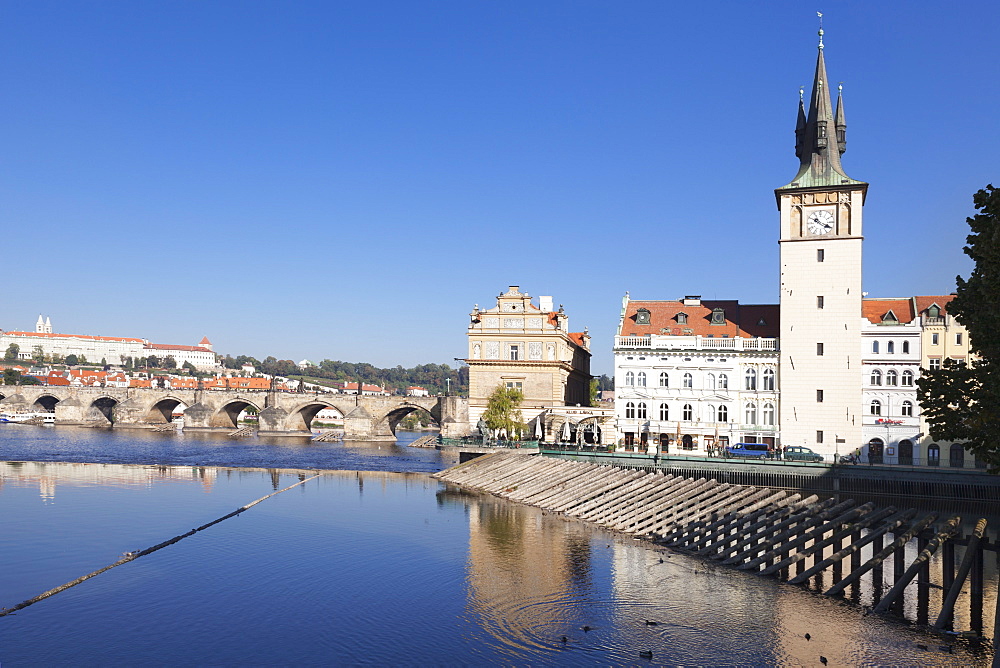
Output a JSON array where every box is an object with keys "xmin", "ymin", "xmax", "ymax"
[
  {"xmin": 143, "ymin": 339, "xmax": 218, "ymax": 371},
  {"xmin": 614, "ymin": 294, "xmax": 780, "ymax": 455}
]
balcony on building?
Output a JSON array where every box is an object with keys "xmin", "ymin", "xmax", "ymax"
[{"xmin": 614, "ymin": 334, "xmax": 779, "ymax": 352}]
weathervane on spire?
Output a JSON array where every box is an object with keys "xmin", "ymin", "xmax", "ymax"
[
  {"xmin": 817, "ymin": 11, "xmax": 824, "ymax": 49},
  {"xmin": 799, "ymin": 86, "xmax": 805, "ymax": 102}
]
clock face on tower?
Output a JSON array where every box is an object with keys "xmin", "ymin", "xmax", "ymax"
[{"xmin": 806, "ymin": 209, "xmax": 835, "ymax": 235}]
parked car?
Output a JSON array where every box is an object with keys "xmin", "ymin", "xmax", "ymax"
[
  {"xmin": 726, "ymin": 442, "xmax": 771, "ymax": 460},
  {"xmin": 782, "ymin": 445, "xmax": 824, "ymax": 463}
]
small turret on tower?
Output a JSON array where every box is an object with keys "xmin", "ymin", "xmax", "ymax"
[{"xmin": 834, "ymin": 84, "xmax": 847, "ymax": 154}]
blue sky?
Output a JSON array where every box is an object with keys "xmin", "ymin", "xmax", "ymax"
[{"xmin": 1, "ymin": 1, "xmax": 996, "ymax": 375}]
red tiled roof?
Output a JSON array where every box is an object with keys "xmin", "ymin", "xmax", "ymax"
[
  {"xmin": 4, "ymin": 331, "xmax": 145, "ymax": 343},
  {"xmin": 145, "ymin": 343, "xmax": 212, "ymax": 352},
  {"xmin": 621, "ymin": 300, "xmax": 780, "ymax": 338},
  {"xmin": 199, "ymin": 336, "xmax": 212, "ymax": 345},
  {"xmin": 913, "ymin": 295, "xmax": 955, "ymax": 316},
  {"xmin": 568, "ymin": 332, "xmax": 587, "ymax": 347},
  {"xmin": 862, "ymin": 298, "xmax": 914, "ymax": 324}
]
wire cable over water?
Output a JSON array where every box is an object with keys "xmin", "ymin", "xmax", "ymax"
[{"xmin": 0, "ymin": 473, "xmax": 323, "ymax": 617}]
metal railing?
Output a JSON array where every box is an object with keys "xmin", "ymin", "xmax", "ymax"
[{"xmin": 615, "ymin": 335, "xmax": 778, "ymax": 351}]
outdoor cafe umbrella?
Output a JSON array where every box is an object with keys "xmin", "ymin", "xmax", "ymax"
[
  {"xmin": 534, "ymin": 417, "xmax": 542, "ymax": 440},
  {"xmin": 562, "ymin": 420, "xmax": 571, "ymax": 442}
]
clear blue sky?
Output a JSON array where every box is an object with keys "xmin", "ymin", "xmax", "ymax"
[{"xmin": 2, "ymin": 1, "xmax": 995, "ymax": 375}]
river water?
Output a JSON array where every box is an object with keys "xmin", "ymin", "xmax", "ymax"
[{"xmin": 0, "ymin": 426, "xmax": 994, "ymax": 666}]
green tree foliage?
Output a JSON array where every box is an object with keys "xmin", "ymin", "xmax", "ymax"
[
  {"xmin": 481, "ymin": 384, "xmax": 525, "ymax": 437},
  {"xmin": 4, "ymin": 344, "xmax": 19, "ymax": 361},
  {"xmin": 31, "ymin": 345, "xmax": 44, "ymax": 363},
  {"xmin": 182, "ymin": 361, "xmax": 197, "ymax": 374},
  {"xmin": 589, "ymin": 378, "xmax": 599, "ymax": 406},
  {"xmin": 164, "ymin": 356, "xmax": 177, "ymax": 370},
  {"xmin": 64, "ymin": 354, "xmax": 79, "ymax": 366},
  {"xmin": 2, "ymin": 368, "xmax": 38, "ymax": 385},
  {"xmin": 918, "ymin": 185, "xmax": 1000, "ymax": 471}
]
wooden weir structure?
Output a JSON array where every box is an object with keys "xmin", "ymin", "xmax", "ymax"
[{"xmin": 434, "ymin": 453, "xmax": 999, "ymax": 638}]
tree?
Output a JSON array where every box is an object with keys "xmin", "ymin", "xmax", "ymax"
[
  {"xmin": 164, "ymin": 356, "xmax": 177, "ymax": 370},
  {"xmin": 481, "ymin": 384, "xmax": 525, "ymax": 439},
  {"xmin": 146, "ymin": 355, "xmax": 159, "ymax": 368},
  {"xmin": 31, "ymin": 345, "xmax": 44, "ymax": 363},
  {"xmin": 589, "ymin": 378, "xmax": 599, "ymax": 406},
  {"xmin": 4, "ymin": 344, "xmax": 19, "ymax": 362},
  {"xmin": 65, "ymin": 354, "xmax": 79, "ymax": 366},
  {"xmin": 182, "ymin": 361, "xmax": 197, "ymax": 374},
  {"xmin": 78, "ymin": 354, "xmax": 88, "ymax": 365},
  {"xmin": 918, "ymin": 184, "xmax": 1000, "ymax": 471}
]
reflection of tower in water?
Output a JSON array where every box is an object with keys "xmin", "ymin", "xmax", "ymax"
[{"xmin": 460, "ymin": 492, "xmax": 593, "ymax": 644}]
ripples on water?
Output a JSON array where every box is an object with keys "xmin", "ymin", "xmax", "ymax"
[{"xmin": 0, "ymin": 427, "xmax": 995, "ymax": 665}]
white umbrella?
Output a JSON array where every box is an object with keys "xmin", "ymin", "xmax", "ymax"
[
  {"xmin": 534, "ymin": 418, "xmax": 542, "ymax": 439},
  {"xmin": 562, "ymin": 420, "xmax": 571, "ymax": 442}
]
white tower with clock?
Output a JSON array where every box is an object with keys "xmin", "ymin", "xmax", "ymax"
[{"xmin": 775, "ymin": 30, "xmax": 867, "ymax": 455}]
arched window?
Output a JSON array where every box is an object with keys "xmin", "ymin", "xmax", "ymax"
[
  {"xmin": 901, "ymin": 370, "xmax": 914, "ymax": 386},
  {"xmin": 706, "ymin": 373, "xmax": 716, "ymax": 390},
  {"xmin": 872, "ymin": 341, "xmax": 880, "ymax": 354},
  {"xmin": 683, "ymin": 372, "xmax": 693, "ymax": 389},
  {"xmin": 625, "ymin": 402, "xmax": 635, "ymax": 419},
  {"xmin": 763, "ymin": 368, "xmax": 775, "ymax": 391},
  {"xmin": 745, "ymin": 403, "xmax": 757, "ymax": 425},
  {"xmin": 625, "ymin": 371, "xmax": 635, "ymax": 386},
  {"xmin": 659, "ymin": 403, "xmax": 669, "ymax": 421},
  {"xmin": 707, "ymin": 404, "xmax": 716, "ymax": 422},
  {"xmin": 870, "ymin": 399, "xmax": 881, "ymax": 416},
  {"xmin": 902, "ymin": 341, "xmax": 910, "ymax": 354},
  {"xmin": 901, "ymin": 400, "xmax": 913, "ymax": 417},
  {"xmin": 870, "ymin": 369, "xmax": 882, "ymax": 386},
  {"xmin": 637, "ymin": 402, "xmax": 647, "ymax": 419},
  {"xmin": 682, "ymin": 404, "xmax": 693, "ymax": 421},
  {"xmin": 927, "ymin": 444, "xmax": 940, "ymax": 466},
  {"xmin": 887, "ymin": 341, "xmax": 895, "ymax": 354},
  {"xmin": 659, "ymin": 372, "xmax": 669, "ymax": 388},
  {"xmin": 719, "ymin": 374, "xmax": 728, "ymax": 390},
  {"xmin": 717, "ymin": 405, "xmax": 728, "ymax": 422},
  {"xmin": 745, "ymin": 368, "xmax": 757, "ymax": 390},
  {"xmin": 763, "ymin": 402, "xmax": 775, "ymax": 425},
  {"xmin": 637, "ymin": 372, "xmax": 647, "ymax": 387},
  {"xmin": 950, "ymin": 444, "xmax": 965, "ymax": 468},
  {"xmin": 886, "ymin": 370, "xmax": 898, "ymax": 386}
]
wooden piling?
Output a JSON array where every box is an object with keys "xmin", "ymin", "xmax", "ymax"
[
  {"xmin": 872, "ymin": 516, "xmax": 961, "ymax": 615},
  {"xmin": 933, "ymin": 518, "xmax": 988, "ymax": 631}
]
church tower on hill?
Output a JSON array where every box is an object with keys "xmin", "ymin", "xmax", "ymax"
[{"xmin": 775, "ymin": 27, "xmax": 867, "ymax": 454}]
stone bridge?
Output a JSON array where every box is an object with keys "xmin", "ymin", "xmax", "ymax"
[{"xmin": 0, "ymin": 386, "xmax": 470, "ymax": 441}]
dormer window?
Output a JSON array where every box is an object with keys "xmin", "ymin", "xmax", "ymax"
[
  {"xmin": 676, "ymin": 312, "xmax": 688, "ymax": 325},
  {"xmin": 635, "ymin": 308, "xmax": 651, "ymax": 325},
  {"xmin": 757, "ymin": 318, "xmax": 767, "ymax": 326},
  {"xmin": 711, "ymin": 308, "xmax": 726, "ymax": 325},
  {"xmin": 881, "ymin": 310, "xmax": 898, "ymax": 324},
  {"xmin": 927, "ymin": 304, "xmax": 941, "ymax": 318}
]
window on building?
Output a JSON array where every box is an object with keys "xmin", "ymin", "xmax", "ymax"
[
  {"xmin": 817, "ymin": 249, "xmax": 825, "ymax": 262},
  {"xmin": 901, "ymin": 401, "xmax": 913, "ymax": 417},
  {"xmin": 707, "ymin": 405, "xmax": 716, "ymax": 422},
  {"xmin": 637, "ymin": 372, "xmax": 647, "ymax": 387},
  {"xmin": 817, "ymin": 343, "xmax": 824, "ymax": 356},
  {"xmin": 816, "ymin": 389, "xmax": 824, "ymax": 402},
  {"xmin": 928, "ymin": 305, "xmax": 941, "ymax": 318},
  {"xmin": 870, "ymin": 400, "xmax": 882, "ymax": 416},
  {"xmin": 886, "ymin": 370, "xmax": 898, "ymax": 386},
  {"xmin": 711, "ymin": 308, "xmax": 725, "ymax": 325},
  {"xmin": 763, "ymin": 403, "xmax": 775, "ymax": 425},
  {"xmin": 745, "ymin": 368, "xmax": 757, "ymax": 390},
  {"xmin": 816, "ymin": 430, "xmax": 824, "ymax": 444},
  {"xmin": 676, "ymin": 312, "xmax": 688, "ymax": 325},
  {"xmin": 902, "ymin": 370, "xmax": 914, "ymax": 386},
  {"xmin": 683, "ymin": 404, "xmax": 693, "ymax": 421},
  {"xmin": 509, "ymin": 344, "xmax": 520, "ymax": 360},
  {"xmin": 659, "ymin": 372, "xmax": 669, "ymax": 387},
  {"xmin": 745, "ymin": 403, "xmax": 757, "ymax": 425},
  {"xmin": 872, "ymin": 341, "xmax": 879, "ymax": 354},
  {"xmin": 625, "ymin": 402, "xmax": 635, "ymax": 419},
  {"xmin": 956, "ymin": 333, "xmax": 963, "ymax": 345},
  {"xmin": 870, "ymin": 369, "xmax": 882, "ymax": 386},
  {"xmin": 902, "ymin": 341, "xmax": 910, "ymax": 354},
  {"xmin": 932, "ymin": 333, "xmax": 939, "ymax": 345},
  {"xmin": 817, "ymin": 295, "xmax": 824, "ymax": 309},
  {"xmin": 505, "ymin": 381, "xmax": 523, "ymax": 390},
  {"xmin": 635, "ymin": 308, "xmax": 651, "ymax": 325},
  {"xmin": 706, "ymin": 373, "xmax": 715, "ymax": 390},
  {"xmin": 637, "ymin": 402, "xmax": 647, "ymax": 419},
  {"xmin": 659, "ymin": 403, "xmax": 669, "ymax": 421},
  {"xmin": 683, "ymin": 372, "xmax": 693, "ymax": 389},
  {"xmin": 763, "ymin": 368, "xmax": 775, "ymax": 390},
  {"xmin": 718, "ymin": 405, "xmax": 728, "ymax": 422},
  {"xmin": 625, "ymin": 371, "xmax": 635, "ymax": 386},
  {"xmin": 719, "ymin": 374, "xmax": 728, "ymax": 389},
  {"xmin": 887, "ymin": 341, "xmax": 895, "ymax": 354},
  {"xmin": 929, "ymin": 359, "xmax": 941, "ymax": 371}
]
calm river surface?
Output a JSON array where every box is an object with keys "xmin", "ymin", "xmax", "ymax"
[{"xmin": 0, "ymin": 426, "xmax": 994, "ymax": 666}]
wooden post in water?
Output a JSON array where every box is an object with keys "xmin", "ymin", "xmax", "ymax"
[
  {"xmin": 873, "ymin": 516, "xmax": 960, "ymax": 615},
  {"xmin": 917, "ymin": 532, "xmax": 931, "ymax": 625},
  {"xmin": 933, "ymin": 518, "xmax": 987, "ymax": 631},
  {"xmin": 971, "ymin": 528, "xmax": 985, "ymax": 636}
]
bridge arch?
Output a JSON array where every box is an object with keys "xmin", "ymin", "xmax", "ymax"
[
  {"xmin": 88, "ymin": 396, "xmax": 119, "ymax": 425},
  {"xmin": 32, "ymin": 394, "xmax": 60, "ymax": 412},
  {"xmin": 374, "ymin": 403, "xmax": 441, "ymax": 437},
  {"xmin": 211, "ymin": 398, "xmax": 262, "ymax": 430},
  {"xmin": 146, "ymin": 396, "xmax": 188, "ymax": 424},
  {"xmin": 285, "ymin": 401, "xmax": 344, "ymax": 433}
]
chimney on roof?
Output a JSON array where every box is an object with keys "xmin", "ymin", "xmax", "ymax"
[
  {"xmin": 539, "ymin": 296, "xmax": 553, "ymax": 312},
  {"xmin": 683, "ymin": 295, "xmax": 702, "ymax": 306}
]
